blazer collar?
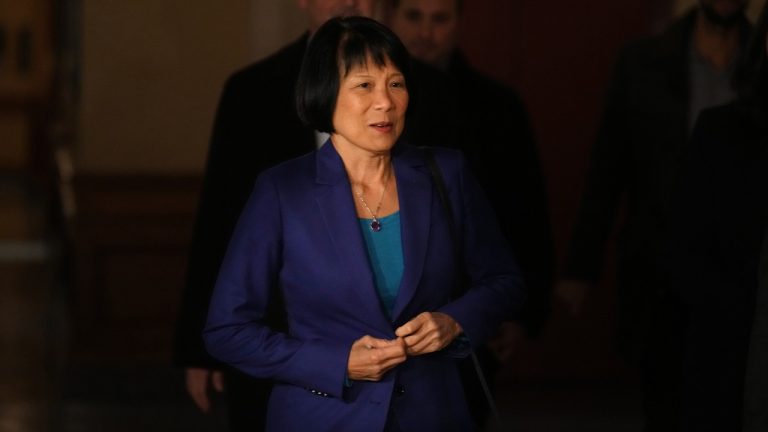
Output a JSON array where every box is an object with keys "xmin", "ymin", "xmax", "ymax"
[
  {"xmin": 315, "ymin": 138, "xmax": 348, "ymax": 185},
  {"xmin": 390, "ymin": 145, "xmax": 432, "ymax": 322},
  {"xmin": 313, "ymin": 141, "xmax": 434, "ymax": 328}
]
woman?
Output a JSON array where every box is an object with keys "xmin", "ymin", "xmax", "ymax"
[
  {"xmin": 203, "ymin": 16, "xmax": 524, "ymax": 431},
  {"xmin": 666, "ymin": 3, "xmax": 768, "ymax": 430}
]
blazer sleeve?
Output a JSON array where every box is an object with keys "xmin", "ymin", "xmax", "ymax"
[
  {"xmin": 436, "ymin": 151, "xmax": 527, "ymax": 347},
  {"xmin": 203, "ymin": 173, "xmax": 351, "ymax": 398}
]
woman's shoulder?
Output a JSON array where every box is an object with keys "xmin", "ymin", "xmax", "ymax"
[
  {"xmin": 256, "ymin": 149, "xmax": 317, "ymax": 186},
  {"xmin": 397, "ymin": 143, "xmax": 467, "ymax": 171},
  {"xmin": 423, "ymin": 146, "xmax": 471, "ymax": 182}
]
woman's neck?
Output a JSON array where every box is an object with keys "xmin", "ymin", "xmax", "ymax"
[{"xmin": 333, "ymin": 142, "xmax": 393, "ymax": 189}]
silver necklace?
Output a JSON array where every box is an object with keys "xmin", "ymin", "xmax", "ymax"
[{"xmin": 355, "ymin": 172, "xmax": 391, "ymax": 232}]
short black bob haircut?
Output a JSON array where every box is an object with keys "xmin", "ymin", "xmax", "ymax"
[{"xmin": 295, "ymin": 16, "xmax": 411, "ymax": 133}]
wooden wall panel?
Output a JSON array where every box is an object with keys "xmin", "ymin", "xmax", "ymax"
[
  {"xmin": 0, "ymin": 0, "xmax": 54, "ymax": 176},
  {"xmin": 0, "ymin": 111, "xmax": 29, "ymax": 169},
  {"xmin": 69, "ymin": 175, "xmax": 200, "ymax": 364},
  {"xmin": 0, "ymin": 0, "xmax": 53, "ymax": 99}
]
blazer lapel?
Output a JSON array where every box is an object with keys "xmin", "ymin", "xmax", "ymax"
[
  {"xmin": 313, "ymin": 142, "xmax": 392, "ymax": 331},
  {"xmin": 391, "ymin": 147, "xmax": 432, "ymax": 322}
]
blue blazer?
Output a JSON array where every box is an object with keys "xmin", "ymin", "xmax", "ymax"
[{"xmin": 204, "ymin": 142, "xmax": 525, "ymax": 431}]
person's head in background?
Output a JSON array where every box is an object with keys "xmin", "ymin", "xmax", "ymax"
[
  {"xmin": 297, "ymin": 0, "xmax": 386, "ymax": 33},
  {"xmin": 388, "ymin": 0, "xmax": 461, "ymax": 69},
  {"xmin": 698, "ymin": 0, "xmax": 749, "ymax": 28}
]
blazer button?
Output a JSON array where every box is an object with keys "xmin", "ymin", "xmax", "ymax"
[{"xmin": 394, "ymin": 385, "xmax": 406, "ymax": 396}]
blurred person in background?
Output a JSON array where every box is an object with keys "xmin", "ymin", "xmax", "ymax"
[
  {"xmin": 666, "ymin": 2, "xmax": 768, "ymax": 429},
  {"xmin": 556, "ymin": 0, "xmax": 752, "ymax": 430}
]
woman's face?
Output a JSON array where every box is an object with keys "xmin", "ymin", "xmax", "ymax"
[{"xmin": 331, "ymin": 56, "xmax": 408, "ymax": 155}]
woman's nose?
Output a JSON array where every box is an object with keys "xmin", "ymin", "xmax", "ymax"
[{"xmin": 373, "ymin": 87, "xmax": 394, "ymax": 110}]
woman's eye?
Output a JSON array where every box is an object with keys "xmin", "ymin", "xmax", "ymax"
[
  {"xmin": 357, "ymin": 82, "xmax": 370, "ymax": 89},
  {"xmin": 391, "ymin": 81, "xmax": 405, "ymax": 88}
]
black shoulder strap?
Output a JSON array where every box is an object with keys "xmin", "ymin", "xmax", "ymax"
[
  {"xmin": 422, "ymin": 147, "xmax": 461, "ymax": 273},
  {"xmin": 420, "ymin": 146, "xmax": 504, "ymax": 428}
]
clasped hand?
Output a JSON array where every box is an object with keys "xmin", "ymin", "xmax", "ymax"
[{"xmin": 347, "ymin": 312, "xmax": 462, "ymax": 381}]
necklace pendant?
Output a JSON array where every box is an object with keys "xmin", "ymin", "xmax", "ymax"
[{"xmin": 370, "ymin": 219, "xmax": 382, "ymax": 232}]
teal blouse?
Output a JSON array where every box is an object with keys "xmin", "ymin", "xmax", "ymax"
[{"xmin": 358, "ymin": 211, "xmax": 404, "ymax": 318}]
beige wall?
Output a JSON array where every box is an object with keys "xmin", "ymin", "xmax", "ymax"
[
  {"xmin": 74, "ymin": 0, "xmax": 766, "ymax": 174},
  {"xmin": 77, "ymin": 0, "xmax": 305, "ymax": 174},
  {"xmin": 251, "ymin": 2, "xmax": 306, "ymax": 60}
]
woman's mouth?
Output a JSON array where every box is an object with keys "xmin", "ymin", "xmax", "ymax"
[{"xmin": 370, "ymin": 122, "xmax": 393, "ymax": 133}]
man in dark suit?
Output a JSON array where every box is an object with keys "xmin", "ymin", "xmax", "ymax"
[
  {"xmin": 173, "ymin": 2, "xmax": 379, "ymax": 430},
  {"xmin": 669, "ymin": 99, "xmax": 768, "ymax": 430},
  {"xmin": 669, "ymin": 7, "xmax": 768, "ymax": 429},
  {"xmin": 389, "ymin": 0, "xmax": 554, "ymax": 427},
  {"xmin": 556, "ymin": 0, "xmax": 751, "ymax": 430},
  {"xmin": 745, "ymin": 227, "xmax": 768, "ymax": 431}
]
